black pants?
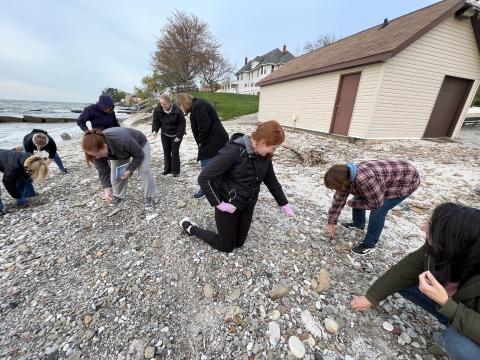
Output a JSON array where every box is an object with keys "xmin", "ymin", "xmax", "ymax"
[
  {"xmin": 191, "ymin": 207, "xmax": 254, "ymax": 253},
  {"xmin": 161, "ymin": 133, "xmax": 182, "ymax": 174}
]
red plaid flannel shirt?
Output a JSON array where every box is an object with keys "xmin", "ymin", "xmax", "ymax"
[{"xmin": 328, "ymin": 160, "xmax": 420, "ymax": 224}]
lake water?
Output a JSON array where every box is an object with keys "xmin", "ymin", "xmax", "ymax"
[{"xmin": 0, "ymin": 99, "xmax": 130, "ymax": 148}]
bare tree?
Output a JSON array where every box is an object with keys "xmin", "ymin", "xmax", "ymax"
[
  {"xmin": 303, "ymin": 33, "xmax": 340, "ymax": 53},
  {"xmin": 152, "ymin": 10, "xmax": 220, "ymax": 89},
  {"xmin": 200, "ymin": 50, "xmax": 234, "ymax": 91}
]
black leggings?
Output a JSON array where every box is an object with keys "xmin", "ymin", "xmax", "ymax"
[
  {"xmin": 161, "ymin": 133, "xmax": 182, "ymax": 174},
  {"xmin": 191, "ymin": 207, "xmax": 254, "ymax": 253}
]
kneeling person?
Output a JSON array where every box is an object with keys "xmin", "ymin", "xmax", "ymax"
[
  {"xmin": 180, "ymin": 121, "xmax": 294, "ymax": 253},
  {"xmin": 351, "ymin": 203, "xmax": 480, "ymax": 360}
]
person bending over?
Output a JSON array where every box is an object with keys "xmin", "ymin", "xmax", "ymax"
[{"xmin": 324, "ymin": 160, "xmax": 419, "ymax": 255}]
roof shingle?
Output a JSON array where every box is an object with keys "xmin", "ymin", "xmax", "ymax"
[
  {"xmin": 257, "ymin": 0, "xmax": 466, "ymax": 86},
  {"xmin": 235, "ymin": 48, "xmax": 295, "ymax": 75}
]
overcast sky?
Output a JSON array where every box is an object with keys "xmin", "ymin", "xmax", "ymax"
[{"xmin": 0, "ymin": 0, "xmax": 437, "ymax": 102}]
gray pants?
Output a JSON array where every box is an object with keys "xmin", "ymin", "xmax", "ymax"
[{"xmin": 110, "ymin": 143, "xmax": 157, "ymax": 199}]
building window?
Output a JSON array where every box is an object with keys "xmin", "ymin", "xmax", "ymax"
[{"xmin": 271, "ymin": 65, "xmax": 274, "ymax": 72}]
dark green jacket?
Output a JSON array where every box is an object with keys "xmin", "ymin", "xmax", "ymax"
[{"xmin": 366, "ymin": 245, "xmax": 480, "ymax": 345}]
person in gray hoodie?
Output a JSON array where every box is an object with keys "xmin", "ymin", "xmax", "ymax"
[{"xmin": 81, "ymin": 128, "xmax": 157, "ymax": 209}]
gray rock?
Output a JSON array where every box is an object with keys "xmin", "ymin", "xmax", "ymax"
[
  {"xmin": 269, "ymin": 309, "xmax": 281, "ymax": 321},
  {"xmin": 270, "ymin": 284, "xmax": 288, "ymax": 300},
  {"xmin": 268, "ymin": 322, "xmax": 281, "ymax": 347},
  {"xmin": 324, "ymin": 318, "xmax": 339, "ymax": 334},
  {"xmin": 316, "ymin": 268, "xmax": 330, "ymax": 293},
  {"xmin": 398, "ymin": 332, "xmax": 412, "ymax": 345},
  {"xmin": 17, "ymin": 244, "xmax": 30, "ymax": 255},
  {"xmin": 229, "ymin": 288, "xmax": 241, "ymax": 301},
  {"xmin": 144, "ymin": 345, "xmax": 155, "ymax": 358},
  {"xmin": 288, "ymin": 336, "xmax": 306, "ymax": 359},
  {"xmin": 60, "ymin": 133, "xmax": 72, "ymax": 140},
  {"xmin": 203, "ymin": 283, "xmax": 215, "ymax": 300},
  {"xmin": 68, "ymin": 351, "xmax": 82, "ymax": 360},
  {"xmin": 45, "ymin": 346, "xmax": 59, "ymax": 360},
  {"xmin": 128, "ymin": 339, "xmax": 146, "ymax": 360},
  {"xmin": 383, "ymin": 321, "xmax": 394, "ymax": 332}
]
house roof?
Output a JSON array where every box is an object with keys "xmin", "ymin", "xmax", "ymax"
[
  {"xmin": 257, "ymin": 0, "xmax": 469, "ymax": 86},
  {"xmin": 235, "ymin": 48, "xmax": 295, "ymax": 75}
]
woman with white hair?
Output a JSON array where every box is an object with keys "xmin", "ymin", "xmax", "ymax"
[
  {"xmin": 0, "ymin": 149, "xmax": 49, "ymax": 215},
  {"xmin": 152, "ymin": 92, "xmax": 186, "ymax": 177},
  {"xmin": 23, "ymin": 129, "xmax": 67, "ymax": 174}
]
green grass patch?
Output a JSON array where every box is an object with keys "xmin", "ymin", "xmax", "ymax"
[
  {"xmin": 474, "ymin": 87, "xmax": 480, "ymax": 106},
  {"xmin": 190, "ymin": 92, "xmax": 259, "ymax": 120}
]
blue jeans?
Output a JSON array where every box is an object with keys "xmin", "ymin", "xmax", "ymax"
[
  {"xmin": 196, "ymin": 158, "xmax": 212, "ymax": 196},
  {"xmin": 52, "ymin": 153, "xmax": 66, "ymax": 172},
  {"xmin": 400, "ymin": 285, "xmax": 480, "ymax": 360},
  {"xmin": 15, "ymin": 178, "xmax": 37, "ymax": 205},
  {"xmin": 352, "ymin": 196, "xmax": 408, "ymax": 248}
]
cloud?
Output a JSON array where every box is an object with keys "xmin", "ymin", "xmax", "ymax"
[
  {"xmin": 0, "ymin": 19, "xmax": 57, "ymax": 65},
  {"xmin": 0, "ymin": 80, "xmax": 89, "ymax": 102}
]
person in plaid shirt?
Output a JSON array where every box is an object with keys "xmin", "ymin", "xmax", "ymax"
[{"xmin": 324, "ymin": 160, "xmax": 420, "ymax": 255}]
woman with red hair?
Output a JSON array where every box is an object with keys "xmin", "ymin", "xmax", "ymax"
[
  {"xmin": 81, "ymin": 128, "xmax": 157, "ymax": 210},
  {"xmin": 179, "ymin": 120, "xmax": 294, "ymax": 253}
]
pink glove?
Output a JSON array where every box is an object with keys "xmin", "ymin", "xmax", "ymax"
[
  {"xmin": 216, "ymin": 201, "xmax": 237, "ymax": 214},
  {"xmin": 281, "ymin": 204, "xmax": 294, "ymax": 217}
]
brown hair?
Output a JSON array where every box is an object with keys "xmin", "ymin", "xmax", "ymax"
[
  {"xmin": 251, "ymin": 120, "xmax": 285, "ymax": 146},
  {"xmin": 82, "ymin": 129, "xmax": 107, "ymax": 165},
  {"xmin": 176, "ymin": 93, "xmax": 193, "ymax": 114},
  {"xmin": 324, "ymin": 165, "xmax": 352, "ymax": 191},
  {"xmin": 24, "ymin": 155, "xmax": 48, "ymax": 182},
  {"xmin": 32, "ymin": 133, "xmax": 49, "ymax": 150}
]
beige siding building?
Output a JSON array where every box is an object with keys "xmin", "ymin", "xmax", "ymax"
[{"xmin": 258, "ymin": 0, "xmax": 480, "ymax": 139}]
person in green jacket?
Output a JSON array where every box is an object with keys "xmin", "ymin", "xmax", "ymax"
[{"xmin": 351, "ymin": 202, "xmax": 480, "ymax": 360}]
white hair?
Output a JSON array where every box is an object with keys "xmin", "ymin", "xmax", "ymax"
[{"xmin": 32, "ymin": 133, "xmax": 49, "ymax": 150}]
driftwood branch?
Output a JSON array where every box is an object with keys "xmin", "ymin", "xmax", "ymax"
[{"xmin": 282, "ymin": 139, "xmax": 327, "ymax": 166}]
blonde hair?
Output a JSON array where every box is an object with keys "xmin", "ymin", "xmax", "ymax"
[
  {"xmin": 32, "ymin": 133, "xmax": 49, "ymax": 150},
  {"xmin": 176, "ymin": 93, "xmax": 193, "ymax": 114},
  {"xmin": 24, "ymin": 155, "xmax": 49, "ymax": 182}
]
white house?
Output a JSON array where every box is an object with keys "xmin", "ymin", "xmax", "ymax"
[
  {"xmin": 221, "ymin": 46, "xmax": 295, "ymax": 95},
  {"xmin": 258, "ymin": 0, "xmax": 480, "ymax": 139}
]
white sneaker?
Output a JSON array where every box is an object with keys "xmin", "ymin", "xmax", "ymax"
[{"xmin": 179, "ymin": 217, "xmax": 198, "ymax": 236}]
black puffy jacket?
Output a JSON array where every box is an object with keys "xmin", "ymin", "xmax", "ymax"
[
  {"xmin": 152, "ymin": 103, "xmax": 186, "ymax": 138},
  {"xmin": 0, "ymin": 149, "xmax": 32, "ymax": 199},
  {"xmin": 190, "ymin": 98, "xmax": 228, "ymax": 160},
  {"xmin": 198, "ymin": 133, "xmax": 288, "ymax": 211}
]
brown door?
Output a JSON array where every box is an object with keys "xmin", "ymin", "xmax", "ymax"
[
  {"xmin": 330, "ymin": 72, "xmax": 361, "ymax": 136},
  {"xmin": 424, "ymin": 76, "xmax": 473, "ymax": 138}
]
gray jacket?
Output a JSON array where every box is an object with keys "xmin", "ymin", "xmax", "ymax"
[{"xmin": 94, "ymin": 128, "xmax": 148, "ymax": 189}]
